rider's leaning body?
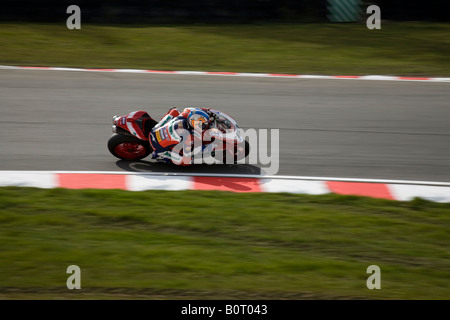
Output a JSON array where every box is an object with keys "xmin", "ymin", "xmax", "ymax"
[{"xmin": 148, "ymin": 107, "xmax": 227, "ymax": 165}]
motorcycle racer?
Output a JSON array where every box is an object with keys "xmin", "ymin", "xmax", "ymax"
[
  {"xmin": 149, "ymin": 107, "xmax": 223, "ymax": 165},
  {"xmin": 108, "ymin": 106, "xmax": 250, "ymax": 164}
]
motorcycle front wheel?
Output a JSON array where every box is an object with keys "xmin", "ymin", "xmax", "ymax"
[
  {"xmin": 107, "ymin": 133, "xmax": 152, "ymax": 160},
  {"xmin": 212, "ymin": 140, "xmax": 250, "ymax": 164},
  {"xmin": 234, "ymin": 139, "xmax": 250, "ymax": 162}
]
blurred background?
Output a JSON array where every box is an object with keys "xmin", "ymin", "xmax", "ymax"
[{"xmin": 1, "ymin": 0, "xmax": 449, "ymax": 23}]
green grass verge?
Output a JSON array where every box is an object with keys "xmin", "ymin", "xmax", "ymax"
[
  {"xmin": 0, "ymin": 187, "xmax": 449, "ymax": 300},
  {"xmin": 1, "ymin": 22, "xmax": 449, "ymax": 76}
]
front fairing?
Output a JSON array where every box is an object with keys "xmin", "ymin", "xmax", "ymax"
[{"xmin": 209, "ymin": 109, "xmax": 244, "ymax": 143}]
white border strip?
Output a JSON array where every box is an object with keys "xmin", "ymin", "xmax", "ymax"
[
  {"xmin": 1, "ymin": 171, "xmax": 449, "ymax": 202},
  {"xmin": 2, "ymin": 65, "xmax": 450, "ymax": 83},
  {"xmin": 0, "ymin": 171, "xmax": 57, "ymax": 189},
  {"xmin": 4, "ymin": 170, "xmax": 450, "ymax": 187}
]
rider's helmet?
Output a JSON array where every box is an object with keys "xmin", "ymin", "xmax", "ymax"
[{"xmin": 186, "ymin": 109, "xmax": 210, "ymax": 131}]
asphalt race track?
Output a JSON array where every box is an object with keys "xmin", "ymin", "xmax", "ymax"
[{"xmin": 1, "ymin": 69, "xmax": 449, "ymax": 182}]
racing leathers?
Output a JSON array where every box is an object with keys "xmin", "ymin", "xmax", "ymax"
[{"xmin": 148, "ymin": 107, "xmax": 229, "ymax": 165}]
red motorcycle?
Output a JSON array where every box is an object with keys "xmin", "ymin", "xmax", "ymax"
[{"xmin": 108, "ymin": 109, "xmax": 250, "ymax": 163}]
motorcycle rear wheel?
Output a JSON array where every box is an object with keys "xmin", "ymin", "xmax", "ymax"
[{"xmin": 108, "ymin": 133, "xmax": 152, "ymax": 160}]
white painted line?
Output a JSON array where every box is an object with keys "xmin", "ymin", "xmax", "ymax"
[
  {"xmin": 388, "ymin": 184, "xmax": 450, "ymax": 203},
  {"xmin": 236, "ymin": 73, "xmax": 270, "ymax": 77},
  {"xmin": 257, "ymin": 175, "xmax": 450, "ymax": 187},
  {"xmin": 260, "ymin": 179, "xmax": 330, "ymax": 195},
  {"xmin": 298, "ymin": 75, "xmax": 334, "ymax": 79},
  {"xmin": 109, "ymin": 69, "xmax": 147, "ymax": 73},
  {"xmin": 174, "ymin": 71, "xmax": 208, "ymax": 75},
  {"xmin": 50, "ymin": 67, "xmax": 85, "ymax": 72},
  {"xmin": 126, "ymin": 174, "xmax": 193, "ymax": 191},
  {"xmin": 0, "ymin": 171, "xmax": 57, "ymax": 189},
  {"xmin": 429, "ymin": 78, "xmax": 450, "ymax": 82},
  {"xmin": 359, "ymin": 75, "xmax": 397, "ymax": 81},
  {"xmin": 0, "ymin": 65, "xmax": 21, "ymax": 70}
]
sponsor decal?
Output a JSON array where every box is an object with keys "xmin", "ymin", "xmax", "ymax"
[{"xmin": 162, "ymin": 127, "xmax": 169, "ymax": 140}]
